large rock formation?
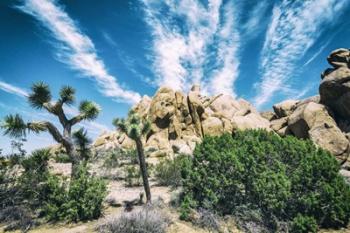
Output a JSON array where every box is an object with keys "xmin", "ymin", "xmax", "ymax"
[
  {"xmin": 94, "ymin": 85, "xmax": 270, "ymax": 158},
  {"xmin": 269, "ymin": 48, "xmax": 350, "ymax": 164},
  {"xmin": 94, "ymin": 48, "xmax": 350, "ymax": 165},
  {"xmin": 320, "ymin": 48, "xmax": 350, "ymax": 119}
]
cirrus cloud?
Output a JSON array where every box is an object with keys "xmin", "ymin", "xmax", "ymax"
[{"xmin": 17, "ymin": 0, "xmax": 141, "ymax": 104}]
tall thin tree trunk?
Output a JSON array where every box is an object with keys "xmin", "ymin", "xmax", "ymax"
[
  {"xmin": 63, "ymin": 140, "xmax": 80, "ymax": 179},
  {"xmin": 62, "ymin": 125, "xmax": 82, "ymax": 179},
  {"xmin": 135, "ymin": 138, "xmax": 151, "ymax": 203}
]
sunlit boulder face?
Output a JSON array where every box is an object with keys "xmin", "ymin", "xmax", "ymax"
[
  {"xmin": 94, "ymin": 49, "xmax": 350, "ymax": 165},
  {"xmin": 268, "ymin": 48, "xmax": 350, "ymax": 164},
  {"xmin": 94, "ymin": 85, "xmax": 270, "ymax": 158}
]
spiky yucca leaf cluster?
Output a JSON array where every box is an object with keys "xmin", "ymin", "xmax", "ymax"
[
  {"xmin": 79, "ymin": 100, "xmax": 100, "ymax": 121},
  {"xmin": 59, "ymin": 85, "xmax": 75, "ymax": 105},
  {"xmin": 73, "ymin": 128, "xmax": 91, "ymax": 147},
  {"xmin": 28, "ymin": 82, "xmax": 51, "ymax": 109},
  {"xmin": 1, "ymin": 114, "xmax": 27, "ymax": 137},
  {"xmin": 113, "ymin": 110, "xmax": 151, "ymax": 140},
  {"xmin": 0, "ymin": 114, "xmax": 48, "ymax": 138},
  {"xmin": 73, "ymin": 128, "xmax": 91, "ymax": 160}
]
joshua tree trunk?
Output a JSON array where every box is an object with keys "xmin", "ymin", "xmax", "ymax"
[
  {"xmin": 63, "ymin": 140, "xmax": 80, "ymax": 179},
  {"xmin": 63, "ymin": 125, "xmax": 80, "ymax": 178},
  {"xmin": 135, "ymin": 138, "xmax": 151, "ymax": 203}
]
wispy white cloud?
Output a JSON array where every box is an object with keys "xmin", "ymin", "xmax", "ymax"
[
  {"xmin": 302, "ymin": 43, "xmax": 330, "ymax": 68},
  {"xmin": 142, "ymin": 0, "xmax": 240, "ymax": 95},
  {"xmin": 253, "ymin": 0, "xmax": 349, "ymax": 108},
  {"xmin": 18, "ymin": 0, "xmax": 141, "ymax": 104},
  {"xmin": 102, "ymin": 31, "xmax": 118, "ymax": 48},
  {"xmin": 241, "ymin": 1, "xmax": 271, "ymax": 38},
  {"xmin": 102, "ymin": 31, "xmax": 155, "ymax": 87},
  {"xmin": 0, "ymin": 81, "xmax": 28, "ymax": 97},
  {"xmin": 206, "ymin": 2, "xmax": 240, "ymax": 97},
  {"xmin": 302, "ymin": 33, "xmax": 339, "ymax": 67}
]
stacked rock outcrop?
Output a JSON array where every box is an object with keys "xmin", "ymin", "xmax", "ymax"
[
  {"xmin": 94, "ymin": 85, "xmax": 270, "ymax": 158},
  {"xmin": 94, "ymin": 48, "xmax": 350, "ymax": 164},
  {"xmin": 267, "ymin": 48, "xmax": 350, "ymax": 163}
]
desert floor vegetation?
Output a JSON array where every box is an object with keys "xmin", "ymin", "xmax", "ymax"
[{"xmin": 179, "ymin": 130, "xmax": 350, "ymax": 233}]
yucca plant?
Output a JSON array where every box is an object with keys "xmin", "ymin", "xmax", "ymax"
[
  {"xmin": 73, "ymin": 127, "xmax": 92, "ymax": 163},
  {"xmin": 113, "ymin": 110, "xmax": 152, "ymax": 203},
  {"xmin": 1, "ymin": 82, "xmax": 100, "ymax": 178}
]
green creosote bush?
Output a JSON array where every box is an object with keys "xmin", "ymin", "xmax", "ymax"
[
  {"xmin": 154, "ymin": 154, "xmax": 192, "ymax": 188},
  {"xmin": 123, "ymin": 149, "xmax": 138, "ymax": 164},
  {"xmin": 291, "ymin": 214, "xmax": 317, "ymax": 233},
  {"xmin": 1, "ymin": 148, "xmax": 107, "ymax": 226},
  {"xmin": 124, "ymin": 165, "xmax": 142, "ymax": 187},
  {"xmin": 43, "ymin": 165, "xmax": 107, "ymax": 222},
  {"xmin": 102, "ymin": 149, "xmax": 138, "ymax": 169},
  {"xmin": 0, "ymin": 149, "xmax": 52, "ymax": 231},
  {"xmin": 103, "ymin": 150, "xmax": 120, "ymax": 169},
  {"xmin": 180, "ymin": 130, "xmax": 350, "ymax": 232},
  {"xmin": 53, "ymin": 153, "xmax": 71, "ymax": 163}
]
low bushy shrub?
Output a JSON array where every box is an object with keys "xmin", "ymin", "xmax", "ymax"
[
  {"xmin": 194, "ymin": 208, "xmax": 221, "ymax": 232},
  {"xmin": 291, "ymin": 214, "xmax": 317, "ymax": 233},
  {"xmin": 180, "ymin": 130, "xmax": 350, "ymax": 232},
  {"xmin": 103, "ymin": 150, "xmax": 120, "ymax": 169},
  {"xmin": 124, "ymin": 165, "xmax": 142, "ymax": 187},
  {"xmin": 43, "ymin": 165, "xmax": 107, "ymax": 222},
  {"xmin": 0, "ymin": 149, "xmax": 52, "ymax": 231},
  {"xmin": 1, "ymin": 148, "xmax": 107, "ymax": 230},
  {"xmin": 96, "ymin": 206, "xmax": 170, "ymax": 233},
  {"xmin": 0, "ymin": 206, "xmax": 35, "ymax": 232},
  {"xmin": 154, "ymin": 154, "xmax": 191, "ymax": 187},
  {"xmin": 53, "ymin": 153, "xmax": 71, "ymax": 163},
  {"xmin": 101, "ymin": 148, "xmax": 138, "ymax": 170},
  {"xmin": 231, "ymin": 204, "xmax": 270, "ymax": 233}
]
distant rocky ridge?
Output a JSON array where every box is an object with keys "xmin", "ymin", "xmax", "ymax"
[{"xmin": 94, "ymin": 48, "xmax": 350, "ymax": 165}]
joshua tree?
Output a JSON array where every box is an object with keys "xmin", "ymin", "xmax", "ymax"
[
  {"xmin": 113, "ymin": 110, "xmax": 152, "ymax": 203},
  {"xmin": 1, "ymin": 82, "xmax": 100, "ymax": 178}
]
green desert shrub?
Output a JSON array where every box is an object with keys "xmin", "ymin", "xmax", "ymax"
[
  {"xmin": 103, "ymin": 150, "xmax": 120, "ymax": 169},
  {"xmin": 102, "ymin": 149, "xmax": 138, "ymax": 168},
  {"xmin": 123, "ymin": 149, "xmax": 138, "ymax": 164},
  {"xmin": 53, "ymin": 153, "xmax": 71, "ymax": 163},
  {"xmin": 0, "ymin": 149, "xmax": 52, "ymax": 231},
  {"xmin": 1, "ymin": 149, "xmax": 106, "ymax": 230},
  {"xmin": 291, "ymin": 214, "xmax": 317, "ymax": 233},
  {"xmin": 154, "ymin": 154, "xmax": 191, "ymax": 187},
  {"xmin": 180, "ymin": 130, "xmax": 350, "ymax": 231},
  {"xmin": 124, "ymin": 165, "xmax": 142, "ymax": 187},
  {"xmin": 43, "ymin": 165, "xmax": 107, "ymax": 222},
  {"xmin": 19, "ymin": 149, "xmax": 54, "ymax": 208}
]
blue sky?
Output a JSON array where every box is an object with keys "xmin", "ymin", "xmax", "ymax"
[{"xmin": 1, "ymin": 0, "xmax": 350, "ymax": 153}]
